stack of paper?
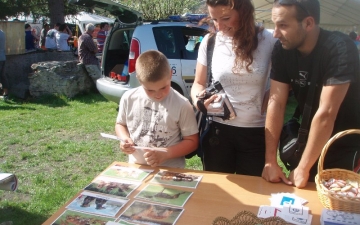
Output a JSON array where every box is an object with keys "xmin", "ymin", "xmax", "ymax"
[
  {"xmin": 320, "ymin": 209, "xmax": 360, "ymax": 225},
  {"xmin": 258, "ymin": 192, "xmax": 312, "ymax": 225},
  {"xmin": 0, "ymin": 173, "xmax": 18, "ymax": 191}
]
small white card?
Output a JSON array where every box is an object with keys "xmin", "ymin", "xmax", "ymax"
[
  {"xmin": 258, "ymin": 205, "xmax": 312, "ymax": 225},
  {"xmin": 270, "ymin": 192, "xmax": 308, "ymax": 207}
]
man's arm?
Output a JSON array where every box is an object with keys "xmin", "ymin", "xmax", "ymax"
[
  {"xmin": 290, "ymin": 83, "xmax": 350, "ymax": 188},
  {"xmin": 262, "ymin": 79, "xmax": 292, "ymax": 185}
]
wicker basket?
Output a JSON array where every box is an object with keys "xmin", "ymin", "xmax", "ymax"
[
  {"xmin": 315, "ymin": 129, "xmax": 360, "ymax": 213},
  {"xmin": 212, "ymin": 211, "xmax": 291, "ymax": 225}
]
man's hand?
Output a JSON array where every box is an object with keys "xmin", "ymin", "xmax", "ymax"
[
  {"xmin": 262, "ymin": 162, "xmax": 292, "ymax": 185},
  {"xmin": 143, "ymin": 150, "xmax": 168, "ymax": 167},
  {"xmin": 289, "ymin": 167, "xmax": 309, "ymax": 188}
]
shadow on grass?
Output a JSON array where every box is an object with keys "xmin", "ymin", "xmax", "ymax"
[
  {"xmin": 5, "ymin": 92, "xmax": 112, "ymax": 108},
  {"xmin": 71, "ymin": 92, "xmax": 113, "ymax": 104},
  {"xmin": 0, "ymin": 206, "xmax": 48, "ymax": 225}
]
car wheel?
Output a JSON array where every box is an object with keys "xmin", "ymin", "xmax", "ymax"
[{"xmin": 171, "ymin": 83, "xmax": 183, "ymax": 96}]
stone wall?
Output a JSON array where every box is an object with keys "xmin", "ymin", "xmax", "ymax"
[{"xmin": 5, "ymin": 51, "xmax": 78, "ymax": 98}]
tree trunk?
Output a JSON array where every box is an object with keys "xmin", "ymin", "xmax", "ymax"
[{"xmin": 48, "ymin": 0, "xmax": 65, "ymax": 27}]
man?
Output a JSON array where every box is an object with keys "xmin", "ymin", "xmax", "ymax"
[
  {"xmin": 25, "ymin": 24, "xmax": 39, "ymax": 51},
  {"xmin": 0, "ymin": 29, "xmax": 9, "ymax": 101},
  {"xmin": 262, "ymin": 0, "xmax": 360, "ymax": 188},
  {"xmin": 349, "ymin": 31, "xmax": 360, "ymax": 55},
  {"xmin": 78, "ymin": 23, "xmax": 101, "ymax": 82},
  {"xmin": 45, "ymin": 23, "xmax": 61, "ymax": 50},
  {"xmin": 96, "ymin": 22, "xmax": 109, "ymax": 53}
]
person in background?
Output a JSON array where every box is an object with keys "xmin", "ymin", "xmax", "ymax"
[
  {"xmin": 0, "ymin": 29, "xmax": 8, "ymax": 101},
  {"xmin": 39, "ymin": 23, "xmax": 50, "ymax": 50},
  {"xmin": 96, "ymin": 22, "xmax": 109, "ymax": 53},
  {"xmin": 78, "ymin": 23, "xmax": 101, "ymax": 83},
  {"xmin": 262, "ymin": 0, "xmax": 360, "ymax": 188},
  {"xmin": 349, "ymin": 31, "xmax": 360, "ymax": 55},
  {"xmin": 55, "ymin": 24, "xmax": 71, "ymax": 51},
  {"xmin": 45, "ymin": 23, "xmax": 60, "ymax": 50},
  {"xmin": 25, "ymin": 23, "xmax": 39, "ymax": 51},
  {"xmin": 115, "ymin": 50, "xmax": 199, "ymax": 168},
  {"xmin": 191, "ymin": 0, "xmax": 277, "ymax": 176}
]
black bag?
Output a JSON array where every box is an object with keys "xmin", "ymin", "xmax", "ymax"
[
  {"xmin": 185, "ymin": 34, "xmax": 216, "ymax": 160},
  {"xmin": 185, "ymin": 111, "xmax": 211, "ymax": 159},
  {"xmin": 279, "ymin": 118, "xmax": 303, "ymax": 170}
]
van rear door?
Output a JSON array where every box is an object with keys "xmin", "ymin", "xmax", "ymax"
[{"xmin": 68, "ymin": 0, "xmax": 143, "ymax": 24}]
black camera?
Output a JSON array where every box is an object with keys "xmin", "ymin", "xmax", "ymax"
[{"xmin": 197, "ymin": 81, "xmax": 236, "ymax": 120}]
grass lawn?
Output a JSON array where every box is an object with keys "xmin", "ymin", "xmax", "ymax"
[{"xmin": 0, "ymin": 92, "xmax": 295, "ymax": 224}]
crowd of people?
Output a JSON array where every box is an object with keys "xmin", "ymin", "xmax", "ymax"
[
  {"xmin": 2, "ymin": 0, "xmax": 360, "ymax": 189},
  {"xmin": 115, "ymin": 0, "xmax": 360, "ymax": 189}
]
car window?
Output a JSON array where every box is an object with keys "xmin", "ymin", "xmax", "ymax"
[
  {"xmin": 181, "ymin": 27, "xmax": 208, "ymax": 60},
  {"xmin": 153, "ymin": 27, "xmax": 180, "ymax": 59},
  {"xmin": 108, "ymin": 29, "xmax": 133, "ymax": 50}
]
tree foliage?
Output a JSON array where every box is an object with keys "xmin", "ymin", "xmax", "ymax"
[
  {"xmin": 0, "ymin": 0, "xmax": 83, "ymax": 25},
  {"xmin": 0, "ymin": 0, "xmax": 205, "ymax": 24},
  {"xmin": 119, "ymin": 0, "xmax": 204, "ymax": 20}
]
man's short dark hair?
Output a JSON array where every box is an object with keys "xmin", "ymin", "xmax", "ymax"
[
  {"xmin": 25, "ymin": 23, "xmax": 31, "ymax": 29},
  {"xmin": 274, "ymin": 0, "xmax": 320, "ymax": 24},
  {"xmin": 100, "ymin": 22, "xmax": 109, "ymax": 29},
  {"xmin": 55, "ymin": 23, "xmax": 61, "ymax": 27},
  {"xmin": 349, "ymin": 31, "xmax": 357, "ymax": 41}
]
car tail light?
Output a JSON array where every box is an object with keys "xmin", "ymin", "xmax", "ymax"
[{"xmin": 128, "ymin": 38, "xmax": 140, "ymax": 74}]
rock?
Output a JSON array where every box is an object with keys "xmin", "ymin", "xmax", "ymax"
[
  {"xmin": 29, "ymin": 61, "xmax": 95, "ymax": 98},
  {"xmin": 11, "ymin": 82, "xmax": 30, "ymax": 99}
]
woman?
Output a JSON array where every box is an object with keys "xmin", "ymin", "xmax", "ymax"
[
  {"xmin": 55, "ymin": 24, "xmax": 71, "ymax": 51},
  {"xmin": 191, "ymin": 0, "xmax": 277, "ymax": 176},
  {"xmin": 39, "ymin": 23, "xmax": 50, "ymax": 50}
]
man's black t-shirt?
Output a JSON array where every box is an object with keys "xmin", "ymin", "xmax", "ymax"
[{"xmin": 271, "ymin": 29, "xmax": 360, "ymax": 148}]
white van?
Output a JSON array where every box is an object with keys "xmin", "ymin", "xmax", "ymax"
[{"xmin": 69, "ymin": 0, "xmax": 208, "ymax": 104}]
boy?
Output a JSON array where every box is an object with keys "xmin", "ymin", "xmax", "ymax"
[{"xmin": 115, "ymin": 50, "xmax": 199, "ymax": 168}]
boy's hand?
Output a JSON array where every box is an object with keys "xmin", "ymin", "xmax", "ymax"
[
  {"xmin": 119, "ymin": 138, "xmax": 135, "ymax": 154},
  {"xmin": 143, "ymin": 150, "xmax": 168, "ymax": 167}
]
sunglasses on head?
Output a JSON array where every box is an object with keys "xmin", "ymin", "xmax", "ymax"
[{"xmin": 278, "ymin": 0, "xmax": 310, "ymax": 17}]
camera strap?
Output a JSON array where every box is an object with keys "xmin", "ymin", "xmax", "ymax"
[{"xmin": 197, "ymin": 33, "xmax": 216, "ymax": 115}]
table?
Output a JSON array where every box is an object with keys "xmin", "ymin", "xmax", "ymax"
[{"xmin": 42, "ymin": 161, "xmax": 324, "ymax": 224}]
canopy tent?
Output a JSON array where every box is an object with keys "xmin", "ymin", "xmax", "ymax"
[
  {"xmin": 65, "ymin": 11, "xmax": 114, "ymax": 25},
  {"xmin": 253, "ymin": 0, "xmax": 360, "ymax": 33}
]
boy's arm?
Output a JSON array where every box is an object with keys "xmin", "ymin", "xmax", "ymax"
[
  {"xmin": 115, "ymin": 122, "xmax": 135, "ymax": 154},
  {"xmin": 144, "ymin": 134, "xmax": 199, "ymax": 167}
]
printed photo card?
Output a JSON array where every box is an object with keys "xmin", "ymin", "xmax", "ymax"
[
  {"xmin": 150, "ymin": 170, "xmax": 202, "ymax": 189},
  {"xmin": 51, "ymin": 209, "xmax": 114, "ymax": 225},
  {"xmin": 135, "ymin": 184, "xmax": 193, "ymax": 207},
  {"xmin": 66, "ymin": 191, "xmax": 129, "ymax": 217},
  {"xmin": 84, "ymin": 176, "xmax": 141, "ymax": 198},
  {"xmin": 101, "ymin": 164, "xmax": 153, "ymax": 182},
  {"xmin": 118, "ymin": 200, "xmax": 184, "ymax": 225}
]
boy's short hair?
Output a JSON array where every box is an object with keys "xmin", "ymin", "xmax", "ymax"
[{"xmin": 136, "ymin": 50, "xmax": 171, "ymax": 83}]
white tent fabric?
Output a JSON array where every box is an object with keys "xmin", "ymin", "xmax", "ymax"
[
  {"xmin": 65, "ymin": 11, "xmax": 114, "ymax": 25},
  {"xmin": 253, "ymin": 0, "xmax": 360, "ymax": 33}
]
